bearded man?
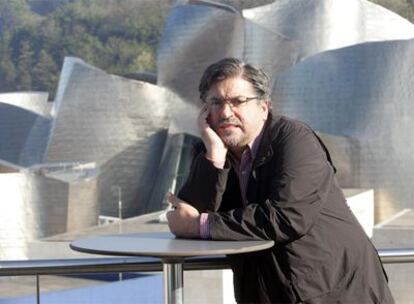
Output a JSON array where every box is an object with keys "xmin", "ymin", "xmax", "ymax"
[{"xmin": 166, "ymin": 58, "xmax": 394, "ymax": 304}]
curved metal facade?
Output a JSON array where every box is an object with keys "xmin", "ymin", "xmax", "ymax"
[
  {"xmin": 275, "ymin": 38, "xmax": 414, "ymax": 221},
  {"xmin": 0, "ymin": 168, "xmax": 98, "ymax": 259},
  {"xmin": 1, "ymin": 0, "xmax": 414, "ymax": 259},
  {"xmin": 0, "ymin": 92, "xmax": 51, "ymax": 166},
  {"xmin": 44, "ymin": 58, "xmax": 183, "ymax": 218},
  {"xmin": 243, "ymin": 0, "xmax": 414, "ymax": 61},
  {"xmin": 157, "ymin": 0, "xmax": 414, "ymax": 105},
  {"xmin": 0, "ymin": 58, "xmax": 184, "ymax": 258}
]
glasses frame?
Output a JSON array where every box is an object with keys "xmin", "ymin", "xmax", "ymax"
[{"xmin": 205, "ymin": 96, "xmax": 260, "ymax": 110}]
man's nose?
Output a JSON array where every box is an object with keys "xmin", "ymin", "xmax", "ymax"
[{"xmin": 219, "ymin": 102, "xmax": 234, "ymax": 118}]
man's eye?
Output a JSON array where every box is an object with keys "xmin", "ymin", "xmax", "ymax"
[{"xmin": 232, "ymin": 97, "xmax": 245, "ymax": 105}]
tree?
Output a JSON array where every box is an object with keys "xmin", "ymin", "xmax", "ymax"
[
  {"xmin": 0, "ymin": 55, "xmax": 17, "ymax": 91},
  {"xmin": 32, "ymin": 49, "xmax": 59, "ymax": 94},
  {"xmin": 15, "ymin": 40, "xmax": 35, "ymax": 90},
  {"xmin": 0, "ymin": 0, "xmax": 27, "ymax": 33}
]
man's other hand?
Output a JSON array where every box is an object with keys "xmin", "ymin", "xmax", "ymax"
[{"xmin": 166, "ymin": 192, "xmax": 200, "ymax": 238}]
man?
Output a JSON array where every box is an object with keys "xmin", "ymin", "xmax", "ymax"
[{"xmin": 166, "ymin": 58, "xmax": 394, "ymax": 303}]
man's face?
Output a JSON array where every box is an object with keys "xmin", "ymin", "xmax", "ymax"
[{"xmin": 205, "ymin": 76, "xmax": 269, "ymax": 152}]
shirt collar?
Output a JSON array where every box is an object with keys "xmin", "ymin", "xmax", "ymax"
[
  {"xmin": 249, "ymin": 124, "xmax": 265, "ymax": 160},
  {"xmin": 229, "ymin": 123, "xmax": 266, "ymax": 163}
]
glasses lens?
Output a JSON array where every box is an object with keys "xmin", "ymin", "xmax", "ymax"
[
  {"xmin": 230, "ymin": 97, "xmax": 246, "ymax": 107},
  {"xmin": 206, "ymin": 96, "xmax": 257, "ymax": 109},
  {"xmin": 206, "ymin": 98, "xmax": 220, "ymax": 107}
]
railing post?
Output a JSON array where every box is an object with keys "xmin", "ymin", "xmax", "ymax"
[{"xmin": 36, "ymin": 274, "xmax": 40, "ymax": 304}]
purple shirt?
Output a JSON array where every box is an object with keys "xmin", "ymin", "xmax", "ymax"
[{"xmin": 199, "ymin": 128, "xmax": 265, "ymax": 239}]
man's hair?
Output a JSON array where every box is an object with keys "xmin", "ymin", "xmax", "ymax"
[{"xmin": 198, "ymin": 58, "xmax": 271, "ymax": 103}]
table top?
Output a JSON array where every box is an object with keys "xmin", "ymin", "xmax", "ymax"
[{"xmin": 70, "ymin": 232, "xmax": 274, "ymax": 259}]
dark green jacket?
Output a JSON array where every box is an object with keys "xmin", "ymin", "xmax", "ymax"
[{"xmin": 179, "ymin": 114, "xmax": 394, "ymax": 303}]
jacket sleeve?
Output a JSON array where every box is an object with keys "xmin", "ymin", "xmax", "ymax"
[
  {"xmin": 209, "ymin": 125, "xmax": 336, "ymax": 242},
  {"xmin": 178, "ymin": 151, "xmax": 231, "ymax": 213}
]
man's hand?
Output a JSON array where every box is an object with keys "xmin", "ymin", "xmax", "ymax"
[
  {"xmin": 166, "ymin": 193, "xmax": 200, "ymax": 238},
  {"xmin": 198, "ymin": 105, "xmax": 227, "ymax": 162}
]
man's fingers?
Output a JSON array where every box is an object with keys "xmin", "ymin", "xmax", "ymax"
[
  {"xmin": 199, "ymin": 104, "xmax": 208, "ymax": 115},
  {"xmin": 166, "ymin": 192, "xmax": 182, "ymax": 208},
  {"xmin": 198, "ymin": 105, "xmax": 210, "ymax": 128}
]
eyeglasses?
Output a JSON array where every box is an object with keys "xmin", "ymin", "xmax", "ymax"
[{"xmin": 205, "ymin": 96, "xmax": 259, "ymax": 110}]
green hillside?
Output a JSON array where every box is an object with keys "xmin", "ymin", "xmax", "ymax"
[{"xmin": 0, "ymin": 0, "xmax": 170, "ymax": 97}]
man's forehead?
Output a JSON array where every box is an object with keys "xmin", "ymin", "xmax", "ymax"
[{"xmin": 207, "ymin": 77, "xmax": 255, "ymax": 97}]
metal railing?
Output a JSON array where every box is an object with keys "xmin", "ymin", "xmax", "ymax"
[
  {"xmin": 0, "ymin": 248, "xmax": 413, "ymax": 303},
  {"xmin": 1, "ymin": 248, "xmax": 414, "ymax": 277},
  {"xmin": 376, "ymin": 248, "xmax": 414, "ymax": 264}
]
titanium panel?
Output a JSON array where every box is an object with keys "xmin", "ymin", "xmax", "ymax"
[
  {"xmin": 20, "ymin": 115, "xmax": 52, "ymax": 166},
  {"xmin": 243, "ymin": 18, "xmax": 298, "ymax": 86},
  {"xmin": 274, "ymin": 38, "xmax": 414, "ymax": 221},
  {"xmin": 317, "ymin": 133, "xmax": 361, "ymax": 189},
  {"xmin": 0, "ymin": 92, "xmax": 49, "ymax": 116},
  {"xmin": 44, "ymin": 57, "xmax": 182, "ymax": 218},
  {"xmin": 0, "ymin": 103, "xmax": 41, "ymax": 164},
  {"xmin": 0, "ymin": 169, "xmax": 98, "ymax": 259},
  {"xmin": 0, "ymin": 92, "xmax": 51, "ymax": 166},
  {"xmin": 243, "ymin": 0, "xmax": 414, "ymax": 62},
  {"xmin": 157, "ymin": 1, "xmax": 244, "ymax": 103}
]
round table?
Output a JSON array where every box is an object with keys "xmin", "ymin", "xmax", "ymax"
[{"xmin": 70, "ymin": 232, "xmax": 274, "ymax": 304}]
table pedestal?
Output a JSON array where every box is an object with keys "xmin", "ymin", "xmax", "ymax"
[{"xmin": 163, "ymin": 259, "xmax": 184, "ymax": 304}]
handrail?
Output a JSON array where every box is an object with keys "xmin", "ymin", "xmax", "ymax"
[
  {"xmin": 377, "ymin": 248, "xmax": 414, "ymax": 264},
  {"xmin": 0, "ymin": 248, "xmax": 413, "ymax": 277}
]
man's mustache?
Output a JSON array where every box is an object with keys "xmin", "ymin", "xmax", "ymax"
[{"xmin": 216, "ymin": 118, "xmax": 242, "ymax": 127}]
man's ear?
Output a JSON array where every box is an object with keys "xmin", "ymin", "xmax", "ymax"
[{"xmin": 261, "ymin": 100, "xmax": 270, "ymax": 120}]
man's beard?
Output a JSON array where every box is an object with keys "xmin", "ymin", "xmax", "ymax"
[
  {"xmin": 221, "ymin": 132, "xmax": 242, "ymax": 148},
  {"xmin": 213, "ymin": 117, "xmax": 245, "ymax": 148},
  {"xmin": 218, "ymin": 125, "xmax": 247, "ymax": 149}
]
